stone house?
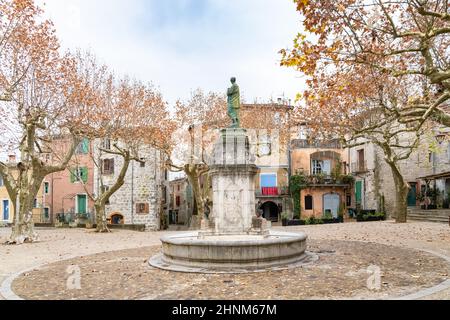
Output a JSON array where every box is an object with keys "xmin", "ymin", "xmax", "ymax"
[
  {"xmin": 414, "ymin": 127, "xmax": 450, "ymax": 208},
  {"xmin": 168, "ymin": 177, "xmax": 193, "ymax": 225},
  {"xmin": 93, "ymin": 139, "xmax": 167, "ymax": 230},
  {"xmin": 348, "ymin": 125, "xmax": 450, "ymax": 217}
]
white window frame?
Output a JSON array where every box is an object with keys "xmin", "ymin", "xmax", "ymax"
[{"xmin": 312, "ymin": 160, "xmax": 323, "ymax": 175}]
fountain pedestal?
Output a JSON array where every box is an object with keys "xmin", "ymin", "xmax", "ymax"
[
  {"xmin": 149, "ymin": 128, "xmax": 311, "ymax": 273},
  {"xmin": 199, "ymin": 128, "xmax": 268, "ymax": 237}
]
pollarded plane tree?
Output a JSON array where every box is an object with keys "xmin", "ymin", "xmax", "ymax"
[
  {"xmin": 70, "ymin": 53, "xmax": 173, "ymax": 232},
  {"xmin": 166, "ymin": 90, "xmax": 228, "ymax": 223},
  {"xmin": 0, "ymin": 0, "xmax": 92, "ymax": 243},
  {"xmin": 280, "ymin": 0, "xmax": 450, "ymax": 128},
  {"xmin": 286, "ymin": 60, "xmax": 427, "ymax": 222},
  {"xmin": 281, "ymin": 0, "xmax": 448, "ymax": 222}
]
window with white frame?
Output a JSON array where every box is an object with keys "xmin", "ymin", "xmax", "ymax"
[
  {"xmin": 312, "ymin": 160, "xmax": 332, "ymax": 175},
  {"xmin": 312, "ymin": 160, "xmax": 323, "ymax": 175}
]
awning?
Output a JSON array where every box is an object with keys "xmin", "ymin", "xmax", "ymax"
[{"xmin": 418, "ymin": 171, "xmax": 450, "ymax": 181}]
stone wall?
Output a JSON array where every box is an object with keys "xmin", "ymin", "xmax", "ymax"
[
  {"xmin": 93, "ymin": 140, "xmax": 166, "ymax": 231},
  {"xmin": 350, "ymin": 131, "xmax": 446, "ymax": 217}
]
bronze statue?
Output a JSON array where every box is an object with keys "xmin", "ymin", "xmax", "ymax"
[{"xmin": 227, "ymin": 77, "xmax": 241, "ymax": 128}]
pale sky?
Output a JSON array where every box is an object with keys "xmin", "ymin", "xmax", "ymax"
[{"xmin": 38, "ymin": 0, "xmax": 305, "ymax": 105}]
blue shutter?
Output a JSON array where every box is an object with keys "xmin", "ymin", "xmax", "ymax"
[{"xmin": 261, "ymin": 174, "xmax": 277, "ymax": 188}]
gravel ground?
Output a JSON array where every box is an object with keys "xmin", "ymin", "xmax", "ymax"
[
  {"xmin": 1, "ymin": 221, "xmax": 450, "ymax": 300},
  {"xmin": 10, "ymin": 240, "xmax": 450, "ymax": 300}
]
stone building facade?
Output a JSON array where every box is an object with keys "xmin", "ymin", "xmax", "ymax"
[
  {"xmin": 168, "ymin": 177, "xmax": 193, "ymax": 225},
  {"xmin": 93, "ymin": 139, "xmax": 167, "ymax": 231},
  {"xmin": 348, "ymin": 126, "xmax": 450, "ymax": 216}
]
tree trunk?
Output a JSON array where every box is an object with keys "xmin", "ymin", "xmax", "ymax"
[
  {"xmin": 8, "ymin": 191, "xmax": 39, "ymax": 244},
  {"xmin": 94, "ymin": 203, "xmax": 110, "ymax": 233},
  {"xmin": 93, "ymin": 152, "xmax": 131, "ymax": 233},
  {"xmin": 186, "ymin": 171, "xmax": 205, "ymax": 219},
  {"xmin": 387, "ymin": 161, "xmax": 410, "ymax": 223}
]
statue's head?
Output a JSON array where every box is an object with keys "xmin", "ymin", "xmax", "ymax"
[{"xmin": 230, "ymin": 77, "xmax": 236, "ymax": 84}]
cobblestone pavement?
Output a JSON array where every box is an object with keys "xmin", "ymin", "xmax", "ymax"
[
  {"xmin": 10, "ymin": 240, "xmax": 450, "ymax": 300},
  {"xmin": 1, "ymin": 221, "xmax": 450, "ymax": 300}
]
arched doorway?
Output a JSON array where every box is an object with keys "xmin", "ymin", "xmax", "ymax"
[
  {"xmin": 110, "ymin": 213, "xmax": 124, "ymax": 225},
  {"xmin": 261, "ymin": 201, "xmax": 279, "ymax": 222}
]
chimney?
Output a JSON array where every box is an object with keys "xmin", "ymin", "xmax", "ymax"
[{"xmin": 8, "ymin": 154, "xmax": 16, "ymax": 163}]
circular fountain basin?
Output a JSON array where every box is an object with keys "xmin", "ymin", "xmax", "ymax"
[{"xmin": 149, "ymin": 231, "xmax": 314, "ymax": 273}]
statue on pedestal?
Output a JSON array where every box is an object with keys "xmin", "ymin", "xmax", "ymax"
[{"xmin": 227, "ymin": 77, "xmax": 241, "ymax": 128}]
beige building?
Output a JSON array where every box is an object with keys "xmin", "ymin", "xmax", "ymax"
[
  {"xmin": 242, "ymin": 103, "xmax": 292, "ymax": 222},
  {"xmin": 290, "ymin": 134, "xmax": 352, "ymax": 219}
]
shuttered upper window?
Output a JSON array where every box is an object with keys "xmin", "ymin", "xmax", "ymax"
[
  {"xmin": 76, "ymin": 138, "xmax": 89, "ymax": 155},
  {"xmin": 70, "ymin": 167, "xmax": 88, "ymax": 183},
  {"xmin": 102, "ymin": 159, "xmax": 115, "ymax": 175}
]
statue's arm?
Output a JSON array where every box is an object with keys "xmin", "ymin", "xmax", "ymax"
[{"xmin": 228, "ymin": 85, "xmax": 238, "ymax": 96}]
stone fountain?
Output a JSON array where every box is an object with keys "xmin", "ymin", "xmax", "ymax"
[{"xmin": 149, "ymin": 78, "xmax": 311, "ymax": 273}]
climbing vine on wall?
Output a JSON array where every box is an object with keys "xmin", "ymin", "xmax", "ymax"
[{"xmin": 289, "ymin": 172, "xmax": 308, "ymax": 219}]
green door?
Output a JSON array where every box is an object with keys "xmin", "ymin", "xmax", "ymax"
[
  {"xmin": 355, "ymin": 181, "xmax": 362, "ymax": 205},
  {"xmin": 77, "ymin": 195, "xmax": 87, "ymax": 214},
  {"xmin": 407, "ymin": 183, "xmax": 417, "ymax": 207}
]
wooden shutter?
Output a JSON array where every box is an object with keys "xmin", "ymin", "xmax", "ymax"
[
  {"xmin": 136, "ymin": 203, "xmax": 149, "ymax": 215},
  {"xmin": 103, "ymin": 159, "xmax": 114, "ymax": 175},
  {"xmin": 70, "ymin": 169, "xmax": 76, "ymax": 183},
  {"xmin": 81, "ymin": 167, "xmax": 88, "ymax": 183},
  {"xmin": 82, "ymin": 139, "xmax": 89, "ymax": 154},
  {"xmin": 102, "ymin": 160, "xmax": 108, "ymax": 174},
  {"xmin": 355, "ymin": 181, "xmax": 362, "ymax": 204}
]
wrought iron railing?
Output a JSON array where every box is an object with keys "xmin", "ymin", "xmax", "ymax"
[{"xmin": 351, "ymin": 161, "xmax": 368, "ymax": 173}]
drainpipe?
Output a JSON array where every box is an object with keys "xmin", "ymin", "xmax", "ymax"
[
  {"xmin": 51, "ymin": 174, "xmax": 54, "ymax": 224},
  {"xmin": 131, "ymin": 160, "xmax": 134, "ymax": 225},
  {"xmin": 42, "ymin": 181, "xmax": 45, "ymax": 223}
]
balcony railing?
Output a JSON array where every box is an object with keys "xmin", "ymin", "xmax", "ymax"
[
  {"xmin": 351, "ymin": 161, "xmax": 368, "ymax": 173},
  {"xmin": 295, "ymin": 174, "xmax": 354, "ymax": 186},
  {"xmin": 262, "ymin": 187, "xmax": 279, "ymax": 196},
  {"xmin": 256, "ymin": 186, "xmax": 289, "ymax": 197},
  {"xmin": 291, "ymin": 139, "xmax": 342, "ymax": 149}
]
